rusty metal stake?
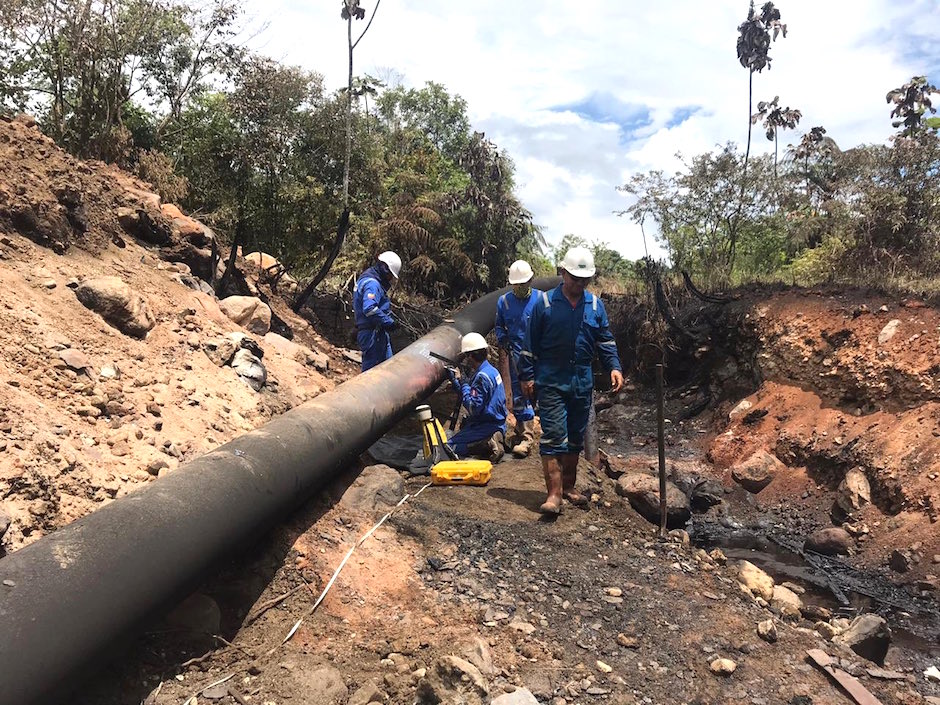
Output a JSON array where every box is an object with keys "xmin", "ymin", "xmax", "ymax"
[{"xmin": 656, "ymin": 363, "xmax": 667, "ymax": 536}]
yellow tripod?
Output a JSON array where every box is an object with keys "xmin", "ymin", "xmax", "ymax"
[{"xmin": 416, "ymin": 404, "xmax": 492, "ymax": 486}]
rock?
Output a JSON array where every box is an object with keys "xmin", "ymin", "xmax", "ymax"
[
  {"xmin": 292, "ymin": 665, "xmax": 348, "ymax": 704},
  {"xmin": 348, "ymin": 680, "xmax": 386, "ymax": 705},
  {"xmin": 340, "ymin": 465, "xmax": 405, "ymax": 514},
  {"xmin": 75, "ymin": 276, "xmax": 156, "ymax": 338},
  {"xmin": 57, "ymin": 348, "xmax": 92, "ymax": 373},
  {"xmin": 799, "ymin": 604, "xmax": 832, "ymax": 622},
  {"xmin": 815, "ymin": 621, "xmax": 841, "ymax": 640},
  {"xmin": 833, "ymin": 614, "xmax": 891, "ymax": 664},
  {"xmin": 230, "ymin": 348, "xmax": 266, "ymax": 391},
  {"xmin": 163, "ymin": 593, "xmax": 221, "ymax": 636},
  {"xmin": 509, "ymin": 619, "xmax": 536, "ymax": 635},
  {"xmin": 757, "ymin": 619, "xmax": 778, "ymax": 643},
  {"xmin": 804, "ymin": 528, "xmax": 853, "ymax": 556},
  {"xmin": 492, "ymin": 688, "xmax": 539, "ymax": 705},
  {"xmin": 219, "ymin": 295, "xmax": 272, "ymax": 335},
  {"xmin": 925, "ymin": 666, "xmax": 940, "ymax": 683},
  {"xmin": 462, "ymin": 637, "xmax": 497, "ymax": 676},
  {"xmin": 203, "ymin": 336, "xmax": 239, "ymax": 367},
  {"xmin": 889, "ymin": 549, "xmax": 913, "ymax": 573},
  {"xmin": 415, "ymin": 656, "xmax": 488, "ymax": 705},
  {"xmin": 731, "ymin": 450, "xmax": 783, "ymax": 493},
  {"xmin": 728, "ymin": 398, "xmax": 753, "ymax": 421},
  {"xmin": 710, "ymin": 658, "xmax": 736, "ymax": 676},
  {"xmin": 0, "ymin": 505, "xmax": 10, "ymax": 539},
  {"xmin": 737, "ymin": 560, "xmax": 774, "ymax": 601},
  {"xmin": 596, "ymin": 660, "xmax": 612, "ymax": 673},
  {"xmin": 615, "ymin": 473, "xmax": 691, "ymax": 528},
  {"xmin": 616, "ymin": 633, "xmax": 639, "ymax": 648},
  {"xmin": 877, "ymin": 319, "xmax": 901, "ymax": 345},
  {"xmin": 771, "ymin": 585, "xmax": 803, "ymax": 620},
  {"xmin": 834, "ymin": 468, "xmax": 871, "ymax": 518}
]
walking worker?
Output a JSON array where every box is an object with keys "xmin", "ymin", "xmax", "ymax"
[
  {"xmin": 495, "ymin": 259, "xmax": 541, "ymax": 457},
  {"xmin": 353, "ymin": 251, "xmax": 402, "ymax": 372},
  {"xmin": 519, "ymin": 246, "xmax": 624, "ymax": 515},
  {"xmin": 447, "ymin": 332, "xmax": 508, "ymax": 463}
]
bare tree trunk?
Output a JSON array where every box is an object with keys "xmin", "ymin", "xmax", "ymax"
[
  {"xmin": 342, "ymin": 14, "xmax": 352, "ymax": 207},
  {"xmin": 292, "ymin": 209, "xmax": 350, "ymax": 312}
]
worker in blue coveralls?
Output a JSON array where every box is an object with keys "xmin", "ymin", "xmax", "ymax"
[
  {"xmin": 353, "ymin": 251, "xmax": 402, "ymax": 372},
  {"xmin": 495, "ymin": 259, "xmax": 541, "ymax": 457},
  {"xmin": 447, "ymin": 332, "xmax": 508, "ymax": 463},
  {"xmin": 519, "ymin": 246, "xmax": 624, "ymax": 515}
]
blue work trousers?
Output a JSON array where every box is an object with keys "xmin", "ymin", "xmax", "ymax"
[
  {"xmin": 507, "ymin": 350, "xmax": 535, "ymax": 422},
  {"xmin": 357, "ymin": 328, "xmax": 392, "ymax": 372},
  {"xmin": 450, "ymin": 422, "xmax": 502, "ymax": 458},
  {"xmin": 537, "ymin": 385, "xmax": 591, "ymax": 456}
]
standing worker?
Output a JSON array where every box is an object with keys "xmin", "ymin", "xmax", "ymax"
[
  {"xmin": 519, "ymin": 246, "xmax": 624, "ymax": 515},
  {"xmin": 448, "ymin": 332, "xmax": 508, "ymax": 463},
  {"xmin": 353, "ymin": 251, "xmax": 402, "ymax": 372},
  {"xmin": 495, "ymin": 260, "xmax": 541, "ymax": 456}
]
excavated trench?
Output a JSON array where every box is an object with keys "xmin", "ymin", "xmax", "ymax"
[{"xmin": 601, "ymin": 284, "xmax": 940, "ymax": 663}]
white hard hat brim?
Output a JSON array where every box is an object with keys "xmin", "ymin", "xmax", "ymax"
[{"xmin": 508, "ymin": 272, "xmax": 534, "ymax": 284}]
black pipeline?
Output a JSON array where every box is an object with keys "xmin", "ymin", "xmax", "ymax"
[{"xmin": 0, "ymin": 278, "xmax": 559, "ymax": 705}]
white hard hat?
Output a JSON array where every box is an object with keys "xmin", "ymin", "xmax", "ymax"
[
  {"xmin": 508, "ymin": 259, "xmax": 534, "ymax": 285},
  {"xmin": 460, "ymin": 332, "xmax": 488, "ymax": 355},
  {"xmin": 377, "ymin": 251, "xmax": 402, "ymax": 278},
  {"xmin": 560, "ymin": 246, "xmax": 596, "ymax": 278}
]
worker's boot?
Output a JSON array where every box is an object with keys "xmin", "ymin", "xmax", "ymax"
[
  {"xmin": 562, "ymin": 457, "xmax": 588, "ymax": 507},
  {"xmin": 511, "ymin": 419, "xmax": 536, "ymax": 457},
  {"xmin": 539, "ymin": 459, "xmax": 563, "ymax": 515},
  {"xmin": 487, "ymin": 431, "xmax": 505, "ymax": 464}
]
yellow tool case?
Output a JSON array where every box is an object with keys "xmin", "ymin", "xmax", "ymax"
[{"xmin": 430, "ymin": 460, "xmax": 492, "ymax": 486}]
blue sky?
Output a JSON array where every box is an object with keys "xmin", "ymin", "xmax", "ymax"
[{"xmin": 244, "ymin": 0, "xmax": 940, "ymax": 260}]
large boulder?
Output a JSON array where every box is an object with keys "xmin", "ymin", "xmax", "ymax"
[
  {"xmin": 805, "ymin": 527, "xmax": 853, "ymax": 556},
  {"xmin": 770, "ymin": 585, "xmax": 803, "ymax": 620},
  {"xmin": 340, "ymin": 465, "xmax": 405, "ymax": 514},
  {"xmin": 731, "ymin": 450, "xmax": 783, "ymax": 493},
  {"xmin": 75, "ymin": 276, "xmax": 155, "ymax": 338},
  {"xmin": 615, "ymin": 472, "xmax": 691, "ymax": 528},
  {"xmin": 219, "ymin": 295, "xmax": 272, "ymax": 335},
  {"xmin": 0, "ymin": 505, "xmax": 10, "ymax": 540},
  {"xmin": 231, "ymin": 347, "xmax": 266, "ymax": 392},
  {"xmin": 834, "ymin": 614, "xmax": 892, "ymax": 664},
  {"xmin": 833, "ymin": 467, "xmax": 871, "ymax": 519},
  {"xmin": 737, "ymin": 560, "xmax": 774, "ymax": 601},
  {"xmin": 415, "ymin": 656, "xmax": 488, "ymax": 705}
]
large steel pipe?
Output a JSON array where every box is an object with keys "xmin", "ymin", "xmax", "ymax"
[{"xmin": 0, "ymin": 278, "xmax": 558, "ymax": 705}]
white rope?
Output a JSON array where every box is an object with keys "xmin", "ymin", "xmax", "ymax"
[{"xmin": 274, "ymin": 482, "xmax": 433, "ymax": 651}]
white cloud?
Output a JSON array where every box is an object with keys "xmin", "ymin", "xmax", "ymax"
[{"xmin": 241, "ymin": 0, "xmax": 940, "ymax": 260}]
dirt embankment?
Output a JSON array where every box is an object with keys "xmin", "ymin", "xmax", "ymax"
[
  {"xmin": 0, "ymin": 114, "xmax": 357, "ymax": 555},
  {"xmin": 701, "ymin": 289, "xmax": 940, "ymax": 575}
]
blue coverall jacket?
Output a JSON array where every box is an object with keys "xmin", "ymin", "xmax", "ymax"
[
  {"xmin": 353, "ymin": 266, "xmax": 395, "ymax": 371},
  {"xmin": 519, "ymin": 285, "xmax": 622, "ymax": 455},
  {"xmin": 449, "ymin": 359, "xmax": 507, "ymax": 457},
  {"xmin": 494, "ymin": 289, "xmax": 541, "ymax": 422}
]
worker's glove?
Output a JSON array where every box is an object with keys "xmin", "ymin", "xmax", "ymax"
[
  {"xmin": 447, "ymin": 367, "xmax": 461, "ymax": 392},
  {"xmin": 383, "ymin": 319, "xmax": 397, "ymax": 331}
]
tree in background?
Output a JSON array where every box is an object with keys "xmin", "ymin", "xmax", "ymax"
[
  {"xmin": 736, "ymin": 2, "xmax": 786, "ymax": 178},
  {"xmin": 752, "ymin": 95, "xmax": 801, "ymax": 178}
]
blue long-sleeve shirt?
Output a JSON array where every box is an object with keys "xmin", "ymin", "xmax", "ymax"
[
  {"xmin": 495, "ymin": 289, "xmax": 542, "ymax": 354},
  {"xmin": 353, "ymin": 266, "xmax": 395, "ymax": 331},
  {"xmin": 450, "ymin": 359, "xmax": 507, "ymax": 429},
  {"xmin": 519, "ymin": 284, "xmax": 622, "ymax": 396}
]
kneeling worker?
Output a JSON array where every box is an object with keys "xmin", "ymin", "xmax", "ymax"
[{"xmin": 447, "ymin": 332, "xmax": 507, "ymax": 463}]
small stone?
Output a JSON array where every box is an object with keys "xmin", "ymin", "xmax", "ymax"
[
  {"xmin": 815, "ymin": 621, "xmax": 840, "ymax": 640},
  {"xmin": 616, "ymin": 633, "xmax": 639, "ymax": 649},
  {"xmin": 605, "ymin": 587, "xmax": 622, "ymax": 597},
  {"xmin": 710, "ymin": 658, "xmax": 736, "ymax": 676},
  {"xmin": 757, "ymin": 619, "xmax": 778, "ymax": 643},
  {"xmin": 925, "ymin": 666, "xmax": 940, "ymax": 683},
  {"xmin": 3, "ymin": 579, "xmax": 15, "ymax": 587}
]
